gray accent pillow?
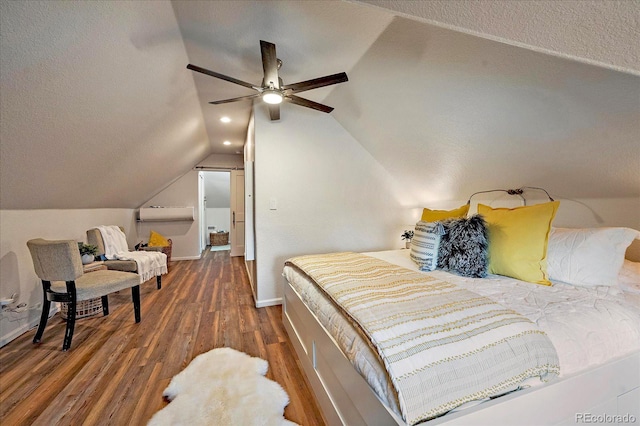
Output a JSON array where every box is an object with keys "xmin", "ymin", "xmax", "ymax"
[
  {"xmin": 437, "ymin": 214, "xmax": 489, "ymax": 278},
  {"xmin": 410, "ymin": 221, "xmax": 445, "ymax": 271}
]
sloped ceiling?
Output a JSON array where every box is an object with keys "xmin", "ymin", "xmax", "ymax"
[
  {"xmin": 170, "ymin": 0, "xmax": 392, "ymax": 155},
  {"xmin": 0, "ymin": 0, "xmax": 209, "ymax": 209},
  {"xmin": 326, "ymin": 15, "xmax": 639, "ymax": 201},
  {"xmin": 1, "ymin": 0, "xmax": 638, "ymax": 210},
  {"xmin": 357, "ymin": 0, "xmax": 640, "ymax": 74},
  {"xmin": 337, "ymin": 0, "xmax": 640, "ymax": 202}
]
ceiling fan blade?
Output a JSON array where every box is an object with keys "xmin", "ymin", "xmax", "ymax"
[
  {"xmin": 208, "ymin": 94, "xmax": 262, "ymax": 105},
  {"xmin": 268, "ymin": 104, "xmax": 280, "ymax": 121},
  {"xmin": 260, "ymin": 40, "xmax": 280, "ymax": 89},
  {"xmin": 286, "ymin": 95, "xmax": 334, "ymax": 113},
  {"xmin": 187, "ymin": 64, "xmax": 257, "ymax": 91},
  {"xmin": 282, "ymin": 72, "xmax": 348, "ymax": 93}
]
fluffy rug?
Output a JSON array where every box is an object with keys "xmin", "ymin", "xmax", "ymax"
[
  {"xmin": 148, "ymin": 348, "xmax": 298, "ymax": 426},
  {"xmin": 210, "ymin": 244, "xmax": 231, "ymax": 252}
]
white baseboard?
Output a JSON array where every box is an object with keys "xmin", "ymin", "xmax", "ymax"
[
  {"xmin": 0, "ymin": 321, "xmax": 37, "ymax": 348},
  {"xmin": 255, "ymin": 297, "xmax": 282, "ymax": 308},
  {"xmin": 0, "ymin": 305, "xmax": 58, "ymax": 348},
  {"xmin": 171, "ymin": 255, "xmax": 201, "ymax": 261}
]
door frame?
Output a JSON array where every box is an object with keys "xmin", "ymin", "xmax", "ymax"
[{"xmin": 230, "ymin": 169, "xmax": 245, "ymax": 257}]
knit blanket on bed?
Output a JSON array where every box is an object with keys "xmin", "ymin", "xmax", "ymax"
[
  {"xmin": 97, "ymin": 225, "xmax": 167, "ymax": 283},
  {"xmin": 285, "ymin": 252, "xmax": 560, "ymax": 425}
]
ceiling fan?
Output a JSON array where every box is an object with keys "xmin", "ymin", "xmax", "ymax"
[{"xmin": 187, "ymin": 40, "xmax": 348, "ymax": 121}]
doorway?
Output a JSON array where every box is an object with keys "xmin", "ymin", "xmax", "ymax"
[
  {"xmin": 202, "ymin": 171, "xmax": 231, "ymax": 252},
  {"xmin": 199, "ymin": 170, "xmax": 245, "ymax": 257}
]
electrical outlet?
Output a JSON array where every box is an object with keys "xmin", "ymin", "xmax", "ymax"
[{"xmin": 13, "ymin": 303, "xmax": 28, "ymax": 313}]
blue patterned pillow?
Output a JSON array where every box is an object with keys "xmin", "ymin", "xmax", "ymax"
[
  {"xmin": 437, "ymin": 214, "xmax": 489, "ymax": 278},
  {"xmin": 410, "ymin": 221, "xmax": 445, "ymax": 271}
]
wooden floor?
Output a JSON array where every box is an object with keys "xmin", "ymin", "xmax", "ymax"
[{"xmin": 0, "ymin": 249, "xmax": 325, "ymax": 425}]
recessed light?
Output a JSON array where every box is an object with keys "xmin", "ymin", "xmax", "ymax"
[
  {"xmin": 220, "ymin": 116, "xmax": 231, "ymax": 123},
  {"xmin": 223, "ymin": 141, "xmax": 231, "ymax": 145}
]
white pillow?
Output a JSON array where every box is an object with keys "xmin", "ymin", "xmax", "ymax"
[
  {"xmin": 547, "ymin": 227, "xmax": 639, "ymax": 287},
  {"xmin": 618, "ymin": 259, "xmax": 640, "ymax": 293},
  {"xmin": 410, "ymin": 221, "xmax": 444, "ymax": 272}
]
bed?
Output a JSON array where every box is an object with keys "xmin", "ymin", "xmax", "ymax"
[{"xmin": 282, "ymin": 228, "xmax": 640, "ymax": 425}]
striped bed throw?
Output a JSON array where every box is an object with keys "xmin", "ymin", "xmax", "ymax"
[{"xmin": 285, "ymin": 252, "xmax": 559, "ymax": 425}]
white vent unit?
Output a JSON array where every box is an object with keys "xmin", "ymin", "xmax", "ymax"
[{"xmin": 137, "ymin": 207, "xmax": 194, "ymax": 222}]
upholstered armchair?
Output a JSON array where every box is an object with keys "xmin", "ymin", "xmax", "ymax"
[
  {"xmin": 27, "ymin": 238, "xmax": 141, "ymax": 351},
  {"xmin": 87, "ymin": 227, "xmax": 163, "ymax": 289}
]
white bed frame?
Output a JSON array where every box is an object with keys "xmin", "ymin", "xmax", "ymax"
[{"xmin": 283, "ymin": 281, "xmax": 640, "ymax": 426}]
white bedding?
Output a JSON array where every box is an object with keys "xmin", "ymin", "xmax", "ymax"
[
  {"xmin": 283, "ymin": 249, "xmax": 640, "ymax": 419},
  {"xmin": 368, "ymin": 250, "xmax": 640, "ymax": 376}
]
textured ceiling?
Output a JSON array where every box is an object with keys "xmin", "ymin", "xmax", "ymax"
[
  {"xmin": 326, "ymin": 16, "xmax": 639, "ymax": 202},
  {"xmin": 0, "ymin": 0, "xmax": 209, "ymax": 209},
  {"xmin": 1, "ymin": 0, "xmax": 638, "ymax": 210},
  {"xmin": 170, "ymin": 0, "xmax": 392, "ymax": 156},
  {"xmin": 355, "ymin": 0, "xmax": 640, "ymax": 75}
]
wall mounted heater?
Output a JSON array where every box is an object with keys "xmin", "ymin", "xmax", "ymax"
[{"xmin": 137, "ymin": 207, "xmax": 195, "ymax": 222}]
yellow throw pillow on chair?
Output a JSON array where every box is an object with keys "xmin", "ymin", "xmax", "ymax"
[
  {"xmin": 148, "ymin": 230, "xmax": 170, "ymax": 247},
  {"xmin": 478, "ymin": 201, "xmax": 559, "ymax": 285}
]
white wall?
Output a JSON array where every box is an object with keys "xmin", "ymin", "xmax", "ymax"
[
  {"xmin": 253, "ymin": 107, "xmax": 408, "ymax": 306},
  {"xmin": 138, "ymin": 171, "xmax": 201, "ymax": 260},
  {"xmin": 0, "ymin": 208, "xmax": 136, "ymax": 346},
  {"xmin": 327, "ymin": 16, "xmax": 640, "ymax": 205},
  {"xmin": 401, "ymin": 195, "xmax": 640, "ymax": 231},
  {"xmin": 197, "ymin": 153, "xmax": 243, "ymax": 169},
  {"xmin": 137, "ymin": 157, "xmax": 242, "ymax": 259},
  {"xmin": 252, "ymin": 104, "xmax": 640, "ymax": 308},
  {"xmin": 203, "ymin": 171, "xmax": 230, "ymax": 233},
  {"xmin": 206, "ymin": 208, "xmax": 230, "ymax": 233}
]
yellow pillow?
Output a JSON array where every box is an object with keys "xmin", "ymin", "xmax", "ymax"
[
  {"xmin": 478, "ymin": 201, "xmax": 559, "ymax": 285},
  {"xmin": 148, "ymin": 230, "xmax": 170, "ymax": 247},
  {"xmin": 421, "ymin": 204, "xmax": 469, "ymax": 222}
]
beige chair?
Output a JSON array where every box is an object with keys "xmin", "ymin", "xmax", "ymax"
[
  {"xmin": 87, "ymin": 227, "xmax": 163, "ymax": 289},
  {"xmin": 27, "ymin": 238, "xmax": 141, "ymax": 351}
]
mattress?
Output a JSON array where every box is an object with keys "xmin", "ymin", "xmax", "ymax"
[{"xmin": 282, "ymin": 249, "xmax": 640, "ymax": 419}]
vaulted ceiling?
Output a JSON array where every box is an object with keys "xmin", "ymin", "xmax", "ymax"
[{"xmin": 1, "ymin": 0, "xmax": 638, "ymax": 210}]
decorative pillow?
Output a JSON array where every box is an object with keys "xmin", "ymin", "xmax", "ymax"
[
  {"xmin": 421, "ymin": 204, "xmax": 469, "ymax": 222},
  {"xmin": 437, "ymin": 215, "xmax": 489, "ymax": 278},
  {"xmin": 148, "ymin": 230, "xmax": 170, "ymax": 247},
  {"xmin": 478, "ymin": 201, "xmax": 560, "ymax": 285},
  {"xmin": 410, "ymin": 221, "xmax": 445, "ymax": 272},
  {"xmin": 547, "ymin": 227, "xmax": 638, "ymax": 287}
]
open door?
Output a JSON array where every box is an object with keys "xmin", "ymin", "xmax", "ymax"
[{"xmin": 230, "ymin": 170, "xmax": 245, "ymax": 257}]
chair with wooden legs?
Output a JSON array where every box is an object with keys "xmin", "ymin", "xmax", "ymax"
[{"xmin": 27, "ymin": 238, "xmax": 142, "ymax": 351}]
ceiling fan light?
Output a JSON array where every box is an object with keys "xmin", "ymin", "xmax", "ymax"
[{"xmin": 262, "ymin": 90, "xmax": 283, "ymax": 105}]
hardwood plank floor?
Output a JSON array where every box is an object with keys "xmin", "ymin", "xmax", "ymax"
[{"xmin": 0, "ymin": 249, "xmax": 325, "ymax": 425}]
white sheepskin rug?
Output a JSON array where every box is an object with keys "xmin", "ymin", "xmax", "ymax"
[{"xmin": 148, "ymin": 347, "xmax": 299, "ymax": 426}]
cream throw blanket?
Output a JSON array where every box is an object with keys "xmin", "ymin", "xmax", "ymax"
[
  {"xmin": 97, "ymin": 225, "xmax": 167, "ymax": 283},
  {"xmin": 286, "ymin": 252, "xmax": 559, "ymax": 425}
]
